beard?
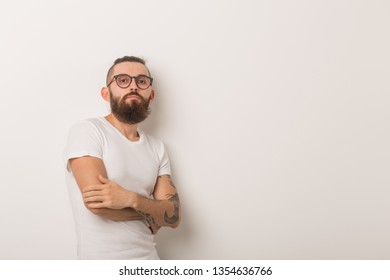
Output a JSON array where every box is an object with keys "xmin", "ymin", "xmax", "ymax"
[{"xmin": 110, "ymin": 90, "xmax": 151, "ymax": 124}]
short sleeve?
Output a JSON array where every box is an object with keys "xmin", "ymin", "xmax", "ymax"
[
  {"xmin": 157, "ymin": 142, "xmax": 171, "ymax": 176},
  {"xmin": 63, "ymin": 120, "xmax": 104, "ymax": 172}
]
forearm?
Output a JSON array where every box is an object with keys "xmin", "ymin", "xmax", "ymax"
[
  {"xmin": 82, "ymin": 174, "xmax": 181, "ymax": 229},
  {"xmin": 89, "ymin": 207, "xmax": 144, "ymax": 221},
  {"xmin": 87, "ymin": 195, "xmax": 166, "ymax": 233},
  {"xmin": 132, "ymin": 194, "xmax": 180, "ymax": 228}
]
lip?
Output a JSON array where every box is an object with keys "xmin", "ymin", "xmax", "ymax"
[{"xmin": 126, "ymin": 95, "xmax": 141, "ymax": 100}]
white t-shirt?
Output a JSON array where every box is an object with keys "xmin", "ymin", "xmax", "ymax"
[{"xmin": 63, "ymin": 117, "xmax": 171, "ymax": 259}]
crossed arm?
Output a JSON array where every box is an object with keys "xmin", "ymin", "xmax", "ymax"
[{"xmin": 69, "ymin": 156, "xmax": 180, "ymax": 232}]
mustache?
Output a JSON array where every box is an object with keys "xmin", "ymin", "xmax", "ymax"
[
  {"xmin": 121, "ymin": 91, "xmax": 149, "ymax": 103},
  {"xmin": 124, "ymin": 91, "xmax": 142, "ymax": 99}
]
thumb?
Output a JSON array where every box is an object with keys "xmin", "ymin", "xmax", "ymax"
[{"xmin": 98, "ymin": 174, "xmax": 109, "ymax": 183}]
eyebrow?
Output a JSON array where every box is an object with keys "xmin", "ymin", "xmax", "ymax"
[{"xmin": 115, "ymin": 74, "xmax": 151, "ymax": 77}]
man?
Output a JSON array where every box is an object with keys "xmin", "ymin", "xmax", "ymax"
[{"xmin": 63, "ymin": 56, "xmax": 180, "ymax": 259}]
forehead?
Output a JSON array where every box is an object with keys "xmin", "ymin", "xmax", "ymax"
[{"xmin": 112, "ymin": 62, "xmax": 149, "ymax": 76}]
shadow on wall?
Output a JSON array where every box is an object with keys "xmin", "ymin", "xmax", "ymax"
[{"xmin": 156, "ymin": 213, "xmax": 193, "ymax": 259}]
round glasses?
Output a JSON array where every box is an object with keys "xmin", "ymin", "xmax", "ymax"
[{"xmin": 107, "ymin": 74, "xmax": 153, "ymax": 90}]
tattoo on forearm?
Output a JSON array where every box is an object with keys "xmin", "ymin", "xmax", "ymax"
[
  {"xmin": 136, "ymin": 193, "xmax": 180, "ymax": 226},
  {"xmin": 164, "ymin": 193, "xmax": 180, "ymax": 224},
  {"xmin": 136, "ymin": 175, "xmax": 180, "ymax": 226},
  {"xmin": 137, "ymin": 210, "xmax": 156, "ymax": 225}
]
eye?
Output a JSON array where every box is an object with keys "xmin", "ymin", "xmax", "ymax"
[
  {"xmin": 117, "ymin": 75, "xmax": 130, "ymax": 85},
  {"xmin": 137, "ymin": 76, "xmax": 150, "ymax": 85}
]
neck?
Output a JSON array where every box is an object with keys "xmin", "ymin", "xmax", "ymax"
[{"xmin": 105, "ymin": 113, "xmax": 140, "ymax": 141}]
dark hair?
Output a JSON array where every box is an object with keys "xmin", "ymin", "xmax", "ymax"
[{"xmin": 106, "ymin": 56, "xmax": 151, "ymax": 85}]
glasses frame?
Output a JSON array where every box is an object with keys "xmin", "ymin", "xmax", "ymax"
[{"xmin": 107, "ymin": 74, "xmax": 154, "ymax": 90}]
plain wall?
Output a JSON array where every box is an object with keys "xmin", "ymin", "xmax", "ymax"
[{"xmin": 0, "ymin": 0, "xmax": 389, "ymax": 259}]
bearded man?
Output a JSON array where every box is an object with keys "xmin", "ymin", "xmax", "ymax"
[{"xmin": 63, "ymin": 56, "xmax": 180, "ymax": 259}]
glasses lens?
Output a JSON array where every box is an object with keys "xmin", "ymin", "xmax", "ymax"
[
  {"xmin": 136, "ymin": 76, "xmax": 151, "ymax": 89},
  {"xmin": 116, "ymin": 75, "xmax": 131, "ymax": 88}
]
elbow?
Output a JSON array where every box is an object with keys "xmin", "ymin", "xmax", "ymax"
[
  {"xmin": 169, "ymin": 217, "xmax": 180, "ymax": 229},
  {"xmin": 85, "ymin": 203, "xmax": 102, "ymax": 216},
  {"xmin": 167, "ymin": 221, "xmax": 180, "ymax": 229},
  {"xmin": 170, "ymin": 208, "xmax": 181, "ymax": 229},
  {"xmin": 171, "ymin": 220, "xmax": 180, "ymax": 229},
  {"xmin": 173, "ymin": 211, "xmax": 181, "ymax": 228},
  {"xmin": 164, "ymin": 206, "xmax": 181, "ymax": 229},
  {"xmin": 89, "ymin": 208, "xmax": 102, "ymax": 215}
]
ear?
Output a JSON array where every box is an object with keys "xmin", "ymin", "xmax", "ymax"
[
  {"xmin": 101, "ymin": 87, "xmax": 110, "ymax": 102},
  {"xmin": 149, "ymin": 90, "xmax": 155, "ymax": 102}
]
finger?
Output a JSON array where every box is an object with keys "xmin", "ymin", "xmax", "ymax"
[
  {"xmin": 83, "ymin": 184, "xmax": 104, "ymax": 193},
  {"xmin": 98, "ymin": 175, "xmax": 109, "ymax": 184},
  {"xmin": 83, "ymin": 191, "xmax": 103, "ymax": 198},
  {"xmin": 86, "ymin": 202, "xmax": 105, "ymax": 209},
  {"xmin": 84, "ymin": 196, "xmax": 105, "ymax": 203}
]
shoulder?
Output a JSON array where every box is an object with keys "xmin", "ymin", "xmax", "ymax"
[
  {"xmin": 141, "ymin": 131, "xmax": 165, "ymax": 147},
  {"xmin": 140, "ymin": 131, "xmax": 168, "ymax": 154},
  {"xmin": 69, "ymin": 117, "xmax": 106, "ymax": 133},
  {"xmin": 64, "ymin": 118, "xmax": 107, "ymax": 162},
  {"xmin": 72, "ymin": 117, "xmax": 104, "ymax": 128},
  {"xmin": 66, "ymin": 117, "xmax": 109, "ymax": 142},
  {"xmin": 140, "ymin": 130, "xmax": 165, "ymax": 152}
]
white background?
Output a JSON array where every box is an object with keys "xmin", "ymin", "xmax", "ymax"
[{"xmin": 0, "ymin": 0, "xmax": 389, "ymax": 259}]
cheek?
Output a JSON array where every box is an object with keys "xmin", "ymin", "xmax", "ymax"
[
  {"xmin": 113, "ymin": 93, "xmax": 127, "ymax": 103},
  {"xmin": 144, "ymin": 90, "xmax": 154, "ymax": 101}
]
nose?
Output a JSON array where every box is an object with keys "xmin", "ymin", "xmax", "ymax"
[{"xmin": 129, "ymin": 78, "xmax": 138, "ymax": 91}]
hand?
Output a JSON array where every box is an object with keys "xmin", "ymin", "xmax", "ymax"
[{"xmin": 82, "ymin": 175, "xmax": 136, "ymax": 209}]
